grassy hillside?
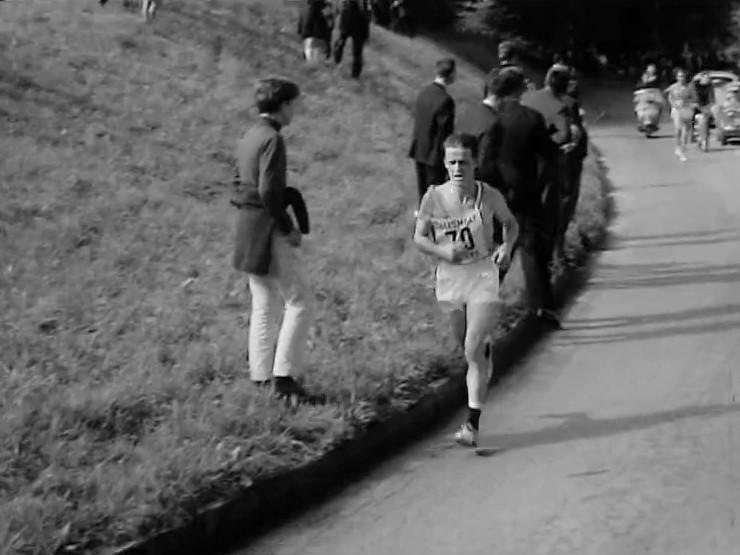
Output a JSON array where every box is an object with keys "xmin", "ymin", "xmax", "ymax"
[{"xmin": 0, "ymin": 0, "xmax": 607, "ymax": 553}]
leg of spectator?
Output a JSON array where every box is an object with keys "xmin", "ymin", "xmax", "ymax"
[
  {"xmin": 415, "ymin": 162, "xmax": 429, "ymax": 203},
  {"xmin": 247, "ymin": 274, "xmax": 282, "ymax": 382},
  {"xmin": 272, "ymin": 236, "xmax": 314, "ymax": 379},
  {"xmin": 333, "ymin": 33, "xmax": 348, "ymax": 65},
  {"xmin": 350, "ymin": 33, "xmax": 365, "ymax": 78}
]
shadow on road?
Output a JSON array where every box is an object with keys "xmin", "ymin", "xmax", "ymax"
[
  {"xmin": 476, "ymin": 403, "xmax": 740, "ymax": 455},
  {"xmin": 588, "ymin": 262, "xmax": 740, "ymax": 290}
]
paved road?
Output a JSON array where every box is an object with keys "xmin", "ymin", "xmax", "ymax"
[{"xmin": 241, "ymin": 85, "xmax": 740, "ymax": 555}]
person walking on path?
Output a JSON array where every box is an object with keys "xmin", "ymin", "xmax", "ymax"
[
  {"xmin": 413, "ymin": 133, "xmax": 519, "ymax": 447},
  {"xmin": 333, "ymin": 0, "xmax": 371, "ymax": 79},
  {"xmin": 409, "ymin": 58, "xmax": 457, "ymax": 204},
  {"xmin": 232, "ymin": 78, "xmax": 317, "ymax": 406},
  {"xmin": 298, "ymin": 0, "xmax": 331, "ymax": 63},
  {"xmin": 483, "ymin": 67, "xmax": 565, "ymax": 328}
]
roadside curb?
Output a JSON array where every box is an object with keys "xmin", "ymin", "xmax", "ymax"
[{"xmin": 111, "ymin": 153, "xmax": 613, "ymax": 555}]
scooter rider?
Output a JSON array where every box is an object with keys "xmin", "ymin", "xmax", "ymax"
[
  {"xmin": 693, "ymin": 71, "xmax": 716, "ymax": 121},
  {"xmin": 636, "ymin": 63, "xmax": 662, "ymax": 90}
]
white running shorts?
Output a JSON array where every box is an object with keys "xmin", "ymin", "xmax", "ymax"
[{"xmin": 435, "ymin": 258, "xmax": 500, "ymax": 311}]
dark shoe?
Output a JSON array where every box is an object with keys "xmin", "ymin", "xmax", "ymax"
[
  {"xmin": 252, "ymin": 379, "xmax": 272, "ymax": 388},
  {"xmin": 273, "ymin": 376, "xmax": 326, "ymax": 406},
  {"xmin": 535, "ymin": 308, "xmax": 562, "ymax": 329}
]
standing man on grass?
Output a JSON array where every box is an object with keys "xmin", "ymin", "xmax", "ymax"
[
  {"xmin": 232, "ymin": 77, "xmax": 316, "ymax": 406},
  {"xmin": 522, "ymin": 64, "xmax": 583, "ymax": 261},
  {"xmin": 483, "ymin": 67, "xmax": 565, "ymax": 328},
  {"xmin": 333, "ymin": 0, "xmax": 372, "ymax": 79},
  {"xmin": 409, "ymin": 58, "xmax": 457, "ymax": 204}
]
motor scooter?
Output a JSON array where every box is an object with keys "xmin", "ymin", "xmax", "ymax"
[{"xmin": 633, "ymin": 88, "xmax": 664, "ymax": 137}]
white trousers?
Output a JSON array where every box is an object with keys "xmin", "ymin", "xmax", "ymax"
[
  {"xmin": 247, "ymin": 235, "xmax": 313, "ymax": 382},
  {"xmin": 303, "ymin": 38, "xmax": 325, "ymax": 64}
]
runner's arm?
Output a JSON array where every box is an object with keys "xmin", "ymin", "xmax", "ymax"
[{"xmin": 413, "ymin": 193, "xmax": 454, "ymax": 262}]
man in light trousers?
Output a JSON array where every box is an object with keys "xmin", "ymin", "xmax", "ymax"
[{"xmin": 232, "ymin": 77, "xmax": 318, "ymax": 405}]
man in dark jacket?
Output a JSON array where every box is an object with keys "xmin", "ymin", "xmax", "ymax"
[
  {"xmin": 523, "ymin": 64, "xmax": 585, "ymax": 261},
  {"xmin": 333, "ymin": 0, "xmax": 371, "ymax": 79},
  {"xmin": 409, "ymin": 58, "xmax": 456, "ymax": 203},
  {"xmin": 486, "ymin": 67, "xmax": 564, "ymax": 327},
  {"xmin": 232, "ymin": 78, "xmax": 316, "ymax": 405}
]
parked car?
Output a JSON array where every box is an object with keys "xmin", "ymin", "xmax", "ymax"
[{"xmin": 715, "ymin": 83, "xmax": 740, "ymax": 146}]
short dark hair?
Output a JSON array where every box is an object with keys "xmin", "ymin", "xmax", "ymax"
[
  {"xmin": 435, "ymin": 58, "xmax": 456, "ymax": 80},
  {"xmin": 443, "ymin": 132, "xmax": 478, "ymax": 159},
  {"xmin": 491, "ymin": 66, "xmax": 526, "ymax": 98},
  {"xmin": 498, "ymin": 40, "xmax": 515, "ymax": 61},
  {"xmin": 255, "ymin": 78, "xmax": 300, "ymax": 114},
  {"xmin": 545, "ymin": 64, "xmax": 571, "ymax": 95}
]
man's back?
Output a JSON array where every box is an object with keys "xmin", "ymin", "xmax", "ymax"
[
  {"xmin": 492, "ymin": 99, "xmax": 558, "ymax": 214},
  {"xmin": 522, "ymin": 87, "xmax": 571, "ymax": 145},
  {"xmin": 457, "ymin": 100, "xmax": 499, "ymax": 186},
  {"xmin": 409, "ymin": 82, "xmax": 454, "ymax": 165}
]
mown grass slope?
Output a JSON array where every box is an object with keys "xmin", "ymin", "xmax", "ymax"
[{"xmin": 0, "ymin": 0, "xmax": 608, "ymax": 553}]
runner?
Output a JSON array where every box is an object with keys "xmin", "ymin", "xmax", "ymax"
[
  {"xmin": 413, "ymin": 133, "xmax": 519, "ymax": 447},
  {"xmin": 664, "ymin": 68, "xmax": 698, "ymax": 162}
]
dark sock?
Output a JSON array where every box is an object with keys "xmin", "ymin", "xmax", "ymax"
[{"xmin": 467, "ymin": 407, "xmax": 482, "ymax": 431}]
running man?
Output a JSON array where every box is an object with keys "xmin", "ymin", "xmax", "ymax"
[
  {"xmin": 413, "ymin": 133, "xmax": 519, "ymax": 447},
  {"xmin": 665, "ymin": 68, "xmax": 698, "ymax": 162}
]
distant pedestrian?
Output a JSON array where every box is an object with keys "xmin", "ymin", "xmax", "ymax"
[
  {"xmin": 232, "ymin": 78, "xmax": 318, "ymax": 406},
  {"xmin": 298, "ymin": 0, "xmax": 331, "ymax": 63},
  {"xmin": 333, "ymin": 0, "xmax": 372, "ymax": 79},
  {"xmin": 409, "ymin": 58, "xmax": 456, "ymax": 203}
]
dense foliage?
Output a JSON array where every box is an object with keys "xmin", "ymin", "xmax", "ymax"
[{"xmin": 413, "ymin": 0, "xmax": 740, "ymax": 69}]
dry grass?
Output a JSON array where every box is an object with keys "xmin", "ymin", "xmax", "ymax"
[{"xmin": 0, "ymin": 0, "xmax": 608, "ymax": 553}]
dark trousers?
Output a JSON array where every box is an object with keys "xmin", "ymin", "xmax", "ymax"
[
  {"xmin": 414, "ymin": 162, "xmax": 446, "ymax": 203},
  {"xmin": 501, "ymin": 210, "xmax": 557, "ymax": 312},
  {"xmin": 558, "ymin": 156, "xmax": 584, "ymax": 249},
  {"xmin": 334, "ymin": 32, "xmax": 366, "ymax": 78}
]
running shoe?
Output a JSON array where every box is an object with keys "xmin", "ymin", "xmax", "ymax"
[{"xmin": 454, "ymin": 422, "xmax": 479, "ymax": 447}]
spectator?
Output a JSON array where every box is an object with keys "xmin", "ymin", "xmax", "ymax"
[
  {"xmin": 232, "ymin": 78, "xmax": 318, "ymax": 405},
  {"xmin": 498, "ymin": 40, "xmax": 536, "ymax": 91},
  {"xmin": 484, "ymin": 67, "xmax": 564, "ymax": 327},
  {"xmin": 457, "ymin": 68, "xmax": 503, "ymax": 192},
  {"xmin": 522, "ymin": 64, "xmax": 584, "ymax": 261},
  {"xmin": 333, "ymin": 0, "xmax": 372, "ymax": 79},
  {"xmin": 408, "ymin": 58, "xmax": 457, "ymax": 203},
  {"xmin": 298, "ymin": 0, "xmax": 331, "ymax": 63},
  {"xmin": 390, "ymin": 0, "xmax": 415, "ymax": 37}
]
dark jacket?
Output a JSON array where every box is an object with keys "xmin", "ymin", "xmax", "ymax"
[
  {"xmin": 408, "ymin": 82, "xmax": 455, "ymax": 168},
  {"xmin": 456, "ymin": 100, "xmax": 502, "ymax": 189},
  {"xmin": 522, "ymin": 87, "xmax": 573, "ymax": 146},
  {"xmin": 484, "ymin": 99, "xmax": 560, "ymax": 216},
  {"xmin": 298, "ymin": 0, "xmax": 330, "ymax": 40},
  {"xmin": 335, "ymin": 0, "xmax": 370, "ymax": 38},
  {"xmin": 232, "ymin": 117, "xmax": 298, "ymax": 275}
]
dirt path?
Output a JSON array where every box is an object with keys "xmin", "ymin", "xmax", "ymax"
[{"xmin": 239, "ymin": 84, "xmax": 740, "ymax": 555}]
